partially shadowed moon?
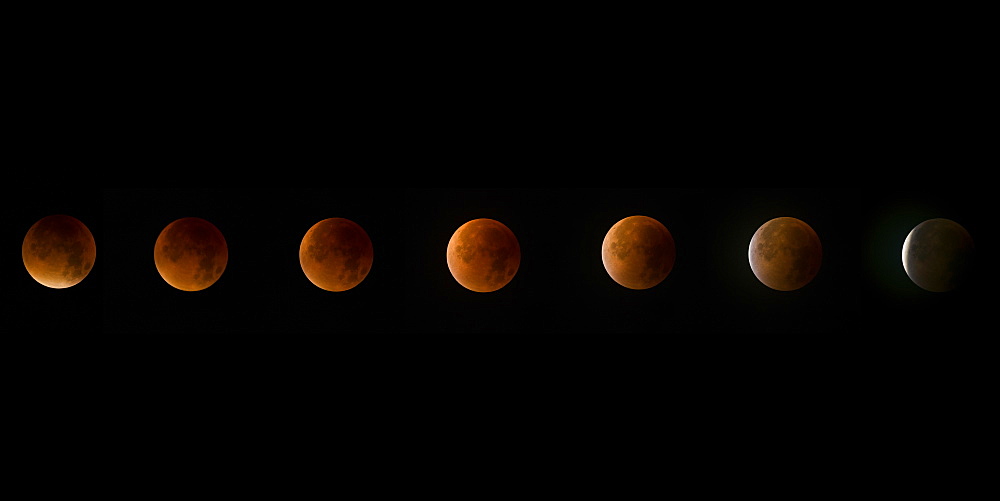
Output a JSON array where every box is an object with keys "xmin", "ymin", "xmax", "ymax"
[
  {"xmin": 602, "ymin": 215, "xmax": 676, "ymax": 290},
  {"xmin": 154, "ymin": 217, "xmax": 228, "ymax": 291},
  {"xmin": 749, "ymin": 217, "xmax": 822, "ymax": 291},
  {"xmin": 299, "ymin": 218, "xmax": 374, "ymax": 292},
  {"xmin": 22, "ymin": 215, "xmax": 97, "ymax": 289},
  {"xmin": 902, "ymin": 218, "xmax": 974, "ymax": 292},
  {"xmin": 447, "ymin": 218, "xmax": 520, "ymax": 293}
]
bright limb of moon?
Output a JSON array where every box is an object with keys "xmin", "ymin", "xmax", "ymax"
[
  {"xmin": 22, "ymin": 214, "xmax": 97, "ymax": 289},
  {"xmin": 154, "ymin": 217, "xmax": 228, "ymax": 292},
  {"xmin": 748, "ymin": 216, "xmax": 822, "ymax": 291},
  {"xmin": 902, "ymin": 218, "xmax": 974, "ymax": 292}
]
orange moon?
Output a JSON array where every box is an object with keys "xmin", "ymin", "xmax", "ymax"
[
  {"xmin": 446, "ymin": 218, "xmax": 520, "ymax": 293},
  {"xmin": 22, "ymin": 215, "xmax": 97, "ymax": 289},
  {"xmin": 602, "ymin": 215, "xmax": 676, "ymax": 290},
  {"xmin": 748, "ymin": 216, "xmax": 822, "ymax": 291},
  {"xmin": 299, "ymin": 218, "xmax": 374, "ymax": 291},
  {"xmin": 154, "ymin": 217, "xmax": 228, "ymax": 291}
]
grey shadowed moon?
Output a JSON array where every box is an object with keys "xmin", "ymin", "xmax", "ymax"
[
  {"xmin": 748, "ymin": 216, "xmax": 822, "ymax": 291},
  {"xmin": 299, "ymin": 217, "xmax": 374, "ymax": 292},
  {"xmin": 154, "ymin": 217, "xmax": 228, "ymax": 292},
  {"xmin": 447, "ymin": 218, "xmax": 520, "ymax": 293},
  {"xmin": 22, "ymin": 214, "xmax": 97, "ymax": 289},
  {"xmin": 602, "ymin": 215, "xmax": 676, "ymax": 290},
  {"xmin": 902, "ymin": 218, "xmax": 974, "ymax": 292}
]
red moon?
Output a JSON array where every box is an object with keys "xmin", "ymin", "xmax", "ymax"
[
  {"xmin": 154, "ymin": 217, "xmax": 228, "ymax": 291},
  {"xmin": 446, "ymin": 218, "xmax": 520, "ymax": 293},
  {"xmin": 748, "ymin": 216, "xmax": 822, "ymax": 291},
  {"xmin": 22, "ymin": 215, "xmax": 97, "ymax": 289},
  {"xmin": 299, "ymin": 218, "xmax": 374, "ymax": 291},
  {"xmin": 602, "ymin": 215, "xmax": 676, "ymax": 290}
]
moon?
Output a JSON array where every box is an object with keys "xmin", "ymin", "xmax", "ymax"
[
  {"xmin": 902, "ymin": 218, "xmax": 974, "ymax": 292},
  {"xmin": 22, "ymin": 215, "xmax": 97, "ymax": 289},
  {"xmin": 299, "ymin": 218, "xmax": 374, "ymax": 292},
  {"xmin": 154, "ymin": 217, "xmax": 228, "ymax": 291},
  {"xmin": 748, "ymin": 217, "xmax": 822, "ymax": 291},
  {"xmin": 602, "ymin": 215, "xmax": 676, "ymax": 290},
  {"xmin": 447, "ymin": 218, "xmax": 520, "ymax": 292}
]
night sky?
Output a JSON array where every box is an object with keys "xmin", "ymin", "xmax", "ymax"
[
  {"xmin": 3, "ymin": 185, "xmax": 992, "ymax": 442},
  {"xmin": 4, "ymin": 187, "xmax": 989, "ymax": 337},
  {"xmin": 7, "ymin": 12, "xmax": 989, "ymax": 339},
  {"xmin": 4, "ymin": 18, "xmax": 992, "ymax": 454}
]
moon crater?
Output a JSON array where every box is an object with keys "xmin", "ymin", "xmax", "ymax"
[
  {"xmin": 299, "ymin": 218, "xmax": 374, "ymax": 292},
  {"xmin": 748, "ymin": 217, "xmax": 822, "ymax": 291},
  {"xmin": 154, "ymin": 217, "xmax": 228, "ymax": 292},
  {"xmin": 602, "ymin": 215, "xmax": 676, "ymax": 290},
  {"xmin": 22, "ymin": 215, "xmax": 97, "ymax": 289},
  {"xmin": 447, "ymin": 218, "xmax": 520, "ymax": 293}
]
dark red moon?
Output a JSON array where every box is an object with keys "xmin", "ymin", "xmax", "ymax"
[
  {"xmin": 22, "ymin": 214, "xmax": 97, "ymax": 289},
  {"xmin": 602, "ymin": 215, "xmax": 676, "ymax": 290},
  {"xmin": 299, "ymin": 218, "xmax": 374, "ymax": 291},
  {"xmin": 154, "ymin": 217, "xmax": 228, "ymax": 291},
  {"xmin": 446, "ymin": 218, "xmax": 520, "ymax": 293},
  {"xmin": 748, "ymin": 216, "xmax": 822, "ymax": 291}
]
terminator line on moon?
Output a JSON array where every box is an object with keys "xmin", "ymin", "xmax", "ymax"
[
  {"xmin": 22, "ymin": 214, "xmax": 97, "ymax": 289},
  {"xmin": 447, "ymin": 218, "xmax": 520, "ymax": 292},
  {"xmin": 748, "ymin": 216, "xmax": 822, "ymax": 291},
  {"xmin": 602, "ymin": 215, "xmax": 676, "ymax": 290},
  {"xmin": 902, "ymin": 218, "xmax": 975, "ymax": 292},
  {"xmin": 154, "ymin": 217, "xmax": 228, "ymax": 291}
]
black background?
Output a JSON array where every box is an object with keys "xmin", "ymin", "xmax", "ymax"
[
  {"xmin": 3, "ymin": 186, "xmax": 992, "ymax": 454},
  {"xmin": 5, "ymin": 11, "xmax": 989, "ymax": 338},
  {"xmin": 2, "ymin": 14, "xmax": 993, "ymax": 469},
  {"xmin": 4, "ymin": 187, "xmax": 990, "ymax": 338}
]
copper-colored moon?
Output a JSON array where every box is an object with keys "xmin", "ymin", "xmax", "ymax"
[
  {"xmin": 748, "ymin": 216, "xmax": 822, "ymax": 291},
  {"xmin": 153, "ymin": 217, "xmax": 228, "ymax": 291},
  {"xmin": 902, "ymin": 218, "xmax": 975, "ymax": 292},
  {"xmin": 299, "ymin": 218, "xmax": 374, "ymax": 292},
  {"xmin": 22, "ymin": 214, "xmax": 97, "ymax": 289},
  {"xmin": 602, "ymin": 215, "xmax": 676, "ymax": 290},
  {"xmin": 446, "ymin": 218, "xmax": 520, "ymax": 293}
]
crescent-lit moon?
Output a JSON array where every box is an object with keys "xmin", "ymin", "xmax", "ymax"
[
  {"xmin": 748, "ymin": 216, "xmax": 822, "ymax": 291},
  {"xmin": 602, "ymin": 215, "xmax": 676, "ymax": 290},
  {"xmin": 22, "ymin": 214, "xmax": 97, "ymax": 289},
  {"xmin": 446, "ymin": 218, "xmax": 520, "ymax": 293},
  {"xmin": 153, "ymin": 217, "xmax": 228, "ymax": 291},
  {"xmin": 902, "ymin": 218, "xmax": 975, "ymax": 292}
]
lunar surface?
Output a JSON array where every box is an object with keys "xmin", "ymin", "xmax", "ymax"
[
  {"xmin": 748, "ymin": 217, "xmax": 822, "ymax": 291},
  {"xmin": 299, "ymin": 218, "xmax": 374, "ymax": 291},
  {"xmin": 22, "ymin": 215, "xmax": 97, "ymax": 288},
  {"xmin": 902, "ymin": 218, "xmax": 974, "ymax": 292},
  {"xmin": 154, "ymin": 217, "xmax": 228, "ymax": 291},
  {"xmin": 447, "ymin": 218, "xmax": 520, "ymax": 292},
  {"xmin": 602, "ymin": 215, "xmax": 675, "ymax": 290}
]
